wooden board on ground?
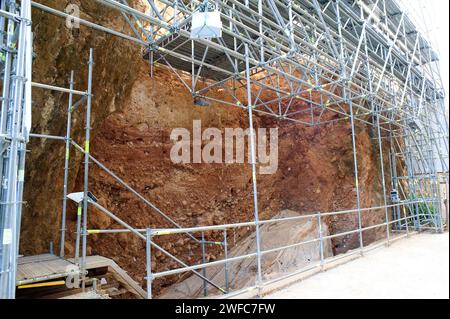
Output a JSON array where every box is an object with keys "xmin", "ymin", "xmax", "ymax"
[
  {"xmin": 16, "ymin": 254, "xmax": 146, "ymax": 299},
  {"xmin": 70, "ymin": 255, "xmax": 147, "ymax": 299},
  {"xmin": 17, "ymin": 254, "xmax": 78, "ymax": 286}
]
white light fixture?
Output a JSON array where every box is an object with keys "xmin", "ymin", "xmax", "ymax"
[
  {"xmin": 390, "ymin": 190, "xmax": 399, "ymax": 203},
  {"xmin": 67, "ymin": 191, "xmax": 98, "ymax": 204},
  {"xmin": 190, "ymin": 2, "xmax": 222, "ymax": 39},
  {"xmin": 67, "ymin": 192, "xmax": 84, "ymax": 204}
]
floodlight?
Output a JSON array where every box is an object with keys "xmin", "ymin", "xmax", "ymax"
[
  {"xmin": 67, "ymin": 192, "xmax": 84, "ymax": 204},
  {"xmin": 190, "ymin": 2, "xmax": 222, "ymax": 39},
  {"xmin": 67, "ymin": 191, "xmax": 98, "ymax": 204},
  {"xmin": 194, "ymin": 98, "xmax": 211, "ymax": 106}
]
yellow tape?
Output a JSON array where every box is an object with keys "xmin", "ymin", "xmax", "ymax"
[
  {"xmin": 65, "ymin": 148, "xmax": 70, "ymax": 160},
  {"xmin": 88, "ymin": 230, "xmax": 100, "ymax": 234},
  {"xmin": 156, "ymin": 231, "xmax": 171, "ymax": 236},
  {"xmin": 77, "ymin": 207, "xmax": 82, "ymax": 216},
  {"xmin": 85, "ymin": 141, "xmax": 90, "ymax": 154},
  {"xmin": 18, "ymin": 281, "xmax": 66, "ymax": 289}
]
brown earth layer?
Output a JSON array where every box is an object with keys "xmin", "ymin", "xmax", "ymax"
[
  {"xmin": 66, "ymin": 65, "xmax": 389, "ymax": 294},
  {"xmin": 21, "ymin": 1, "xmax": 392, "ymax": 297}
]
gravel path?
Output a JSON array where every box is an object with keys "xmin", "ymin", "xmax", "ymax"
[{"xmin": 266, "ymin": 232, "xmax": 449, "ymax": 299}]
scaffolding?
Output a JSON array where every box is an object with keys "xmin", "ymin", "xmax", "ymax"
[
  {"xmin": 0, "ymin": 0, "xmax": 32, "ymax": 299},
  {"xmin": 1, "ymin": 0, "xmax": 449, "ymax": 299}
]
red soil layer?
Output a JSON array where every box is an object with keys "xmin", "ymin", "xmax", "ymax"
[{"xmin": 62, "ymin": 64, "xmax": 390, "ymax": 294}]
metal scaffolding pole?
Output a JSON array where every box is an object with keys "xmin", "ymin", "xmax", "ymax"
[
  {"xmin": 223, "ymin": 229, "xmax": 229, "ymax": 293},
  {"xmin": 0, "ymin": 0, "xmax": 32, "ymax": 299},
  {"xmin": 59, "ymin": 71, "xmax": 75, "ymax": 258},
  {"xmin": 244, "ymin": 44, "xmax": 263, "ymax": 291},
  {"xmin": 376, "ymin": 111, "xmax": 391, "ymax": 244},
  {"xmin": 81, "ymin": 48, "xmax": 94, "ymax": 291},
  {"xmin": 145, "ymin": 228, "xmax": 152, "ymax": 299},
  {"xmin": 201, "ymin": 232, "xmax": 207, "ymax": 297},
  {"xmin": 1, "ymin": 0, "xmax": 447, "ymax": 299},
  {"xmin": 335, "ymin": 0, "xmax": 363, "ymax": 252}
]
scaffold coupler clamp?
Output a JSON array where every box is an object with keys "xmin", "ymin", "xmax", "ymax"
[{"xmin": 169, "ymin": 23, "xmax": 180, "ymax": 35}]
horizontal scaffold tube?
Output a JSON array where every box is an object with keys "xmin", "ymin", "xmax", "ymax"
[{"xmin": 86, "ymin": 200, "xmax": 429, "ymax": 236}]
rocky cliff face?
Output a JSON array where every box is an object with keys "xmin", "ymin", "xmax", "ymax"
[
  {"xmin": 63, "ymin": 64, "xmax": 389, "ymax": 294},
  {"xmin": 21, "ymin": 1, "xmax": 390, "ymax": 296},
  {"xmin": 21, "ymin": 0, "xmax": 142, "ymax": 254}
]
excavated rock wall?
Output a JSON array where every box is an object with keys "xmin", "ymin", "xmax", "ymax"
[
  {"xmin": 21, "ymin": 0, "xmax": 142, "ymax": 254},
  {"xmin": 65, "ymin": 65, "xmax": 390, "ymax": 294},
  {"xmin": 21, "ymin": 1, "xmax": 391, "ymax": 296}
]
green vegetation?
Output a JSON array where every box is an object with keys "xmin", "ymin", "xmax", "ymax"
[{"xmin": 407, "ymin": 197, "xmax": 438, "ymax": 226}]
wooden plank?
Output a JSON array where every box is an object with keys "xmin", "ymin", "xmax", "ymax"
[
  {"xmin": 16, "ymin": 254, "xmax": 146, "ymax": 299},
  {"xmin": 81, "ymin": 256, "xmax": 146, "ymax": 299},
  {"xmin": 18, "ymin": 254, "xmax": 57, "ymax": 265},
  {"xmin": 17, "ymin": 254, "xmax": 77, "ymax": 285}
]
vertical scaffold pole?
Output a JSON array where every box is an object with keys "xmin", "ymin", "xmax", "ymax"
[
  {"xmin": 348, "ymin": 95, "xmax": 364, "ymax": 252},
  {"xmin": 60, "ymin": 70, "xmax": 74, "ymax": 257},
  {"xmin": 317, "ymin": 212, "xmax": 324, "ymax": 270},
  {"xmin": 81, "ymin": 48, "xmax": 94, "ymax": 291},
  {"xmin": 403, "ymin": 203, "xmax": 410, "ymax": 236},
  {"xmin": 149, "ymin": 48, "xmax": 154, "ymax": 79},
  {"xmin": 201, "ymin": 232, "xmax": 207, "ymax": 297},
  {"xmin": 191, "ymin": 40, "xmax": 195, "ymax": 94},
  {"xmin": 376, "ymin": 112, "xmax": 390, "ymax": 245},
  {"xmin": 149, "ymin": 0, "xmax": 154, "ymax": 78},
  {"xmin": 388, "ymin": 131, "xmax": 402, "ymax": 230},
  {"xmin": 75, "ymin": 203, "xmax": 82, "ymax": 265},
  {"xmin": 335, "ymin": 0, "xmax": 363, "ymax": 252},
  {"xmin": 223, "ymin": 229, "xmax": 229, "ymax": 293},
  {"xmin": 258, "ymin": 0, "xmax": 264, "ymax": 62},
  {"xmin": 0, "ymin": 0, "xmax": 31, "ymax": 299},
  {"xmin": 362, "ymin": 22, "xmax": 391, "ymax": 243},
  {"xmin": 145, "ymin": 228, "xmax": 153, "ymax": 299},
  {"xmin": 244, "ymin": 44, "xmax": 263, "ymax": 291}
]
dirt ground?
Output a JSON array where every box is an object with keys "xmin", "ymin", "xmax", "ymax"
[{"xmin": 266, "ymin": 232, "xmax": 449, "ymax": 299}]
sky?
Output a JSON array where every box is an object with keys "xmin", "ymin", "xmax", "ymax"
[{"xmin": 401, "ymin": 0, "xmax": 449, "ymax": 113}]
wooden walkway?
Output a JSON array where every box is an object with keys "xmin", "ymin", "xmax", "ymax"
[
  {"xmin": 71, "ymin": 255, "xmax": 147, "ymax": 299},
  {"xmin": 16, "ymin": 254, "xmax": 146, "ymax": 299},
  {"xmin": 17, "ymin": 254, "xmax": 77, "ymax": 286}
]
